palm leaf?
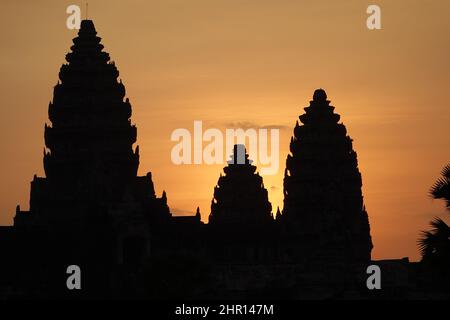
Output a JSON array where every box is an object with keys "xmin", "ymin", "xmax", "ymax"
[
  {"xmin": 442, "ymin": 164, "xmax": 450, "ymax": 179},
  {"xmin": 429, "ymin": 217, "xmax": 450, "ymax": 236},
  {"xmin": 418, "ymin": 218, "xmax": 450, "ymax": 259},
  {"xmin": 430, "ymin": 164, "xmax": 450, "ymax": 208},
  {"xmin": 418, "ymin": 230, "xmax": 438, "ymax": 258}
]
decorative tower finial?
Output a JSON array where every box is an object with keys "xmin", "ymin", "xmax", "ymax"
[
  {"xmin": 313, "ymin": 88, "xmax": 327, "ymax": 102},
  {"xmin": 195, "ymin": 207, "xmax": 201, "ymax": 221},
  {"xmin": 227, "ymin": 144, "xmax": 252, "ymax": 165}
]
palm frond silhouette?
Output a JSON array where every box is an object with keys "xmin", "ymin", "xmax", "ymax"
[
  {"xmin": 419, "ymin": 164, "xmax": 450, "ymax": 262},
  {"xmin": 430, "ymin": 164, "xmax": 450, "ymax": 208}
]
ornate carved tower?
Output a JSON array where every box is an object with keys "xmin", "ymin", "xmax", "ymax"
[
  {"xmin": 14, "ymin": 20, "xmax": 170, "ymax": 231},
  {"xmin": 209, "ymin": 145, "xmax": 273, "ymax": 226},
  {"xmin": 44, "ymin": 19, "xmax": 138, "ymax": 187},
  {"xmin": 282, "ymin": 89, "xmax": 372, "ymax": 263}
]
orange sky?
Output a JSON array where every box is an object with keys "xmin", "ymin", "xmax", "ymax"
[{"xmin": 0, "ymin": 0, "xmax": 449, "ymax": 261}]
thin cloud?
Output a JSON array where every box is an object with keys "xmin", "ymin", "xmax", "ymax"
[
  {"xmin": 220, "ymin": 121, "xmax": 290, "ymax": 131},
  {"xmin": 171, "ymin": 207, "xmax": 195, "ymax": 216}
]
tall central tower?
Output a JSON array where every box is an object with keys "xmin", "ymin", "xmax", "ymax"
[
  {"xmin": 45, "ymin": 19, "xmax": 138, "ymax": 192},
  {"xmin": 14, "ymin": 20, "xmax": 170, "ymax": 229},
  {"xmin": 9, "ymin": 20, "xmax": 171, "ymax": 297}
]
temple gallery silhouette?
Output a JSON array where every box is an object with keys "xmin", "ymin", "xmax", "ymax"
[{"xmin": 0, "ymin": 19, "xmax": 448, "ymax": 299}]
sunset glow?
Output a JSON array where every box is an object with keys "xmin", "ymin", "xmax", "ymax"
[{"xmin": 1, "ymin": 0, "xmax": 449, "ymax": 262}]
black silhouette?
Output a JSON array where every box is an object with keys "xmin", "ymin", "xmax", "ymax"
[
  {"xmin": 4, "ymin": 19, "xmax": 171, "ymax": 298},
  {"xmin": 430, "ymin": 164, "xmax": 450, "ymax": 208},
  {"xmin": 0, "ymin": 19, "xmax": 448, "ymax": 300},
  {"xmin": 282, "ymin": 89, "xmax": 372, "ymax": 265},
  {"xmin": 418, "ymin": 164, "xmax": 450, "ymax": 290},
  {"xmin": 209, "ymin": 144, "xmax": 273, "ymax": 226}
]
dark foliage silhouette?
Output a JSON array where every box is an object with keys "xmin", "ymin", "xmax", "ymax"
[
  {"xmin": 430, "ymin": 164, "xmax": 450, "ymax": 208},
  {"xmin": 418, "ymin": 164, "xmax": 450, "ymax": 290}
]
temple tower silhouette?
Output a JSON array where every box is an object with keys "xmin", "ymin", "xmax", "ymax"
[
  {"xmin": 13, "ymin": 20, "xmax": 171, "ymax": 275},
  {"xmin": 209, "ymin": 145, "xmax": 273, "ymax": 226},
  {"xmin": 282, "ymin": 89, "xmax": 372, "ymax": 264}
]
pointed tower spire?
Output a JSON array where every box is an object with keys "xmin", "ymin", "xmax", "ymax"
[
  {"xmin": 283, "ymin": 89, "xmax": 372, "ymax": 264},
  {"xmin": 44, "ymin": 19, "xmax": 138, "ymax": 184},
  {"xmin": 208, "ymin": 144, "xmax": 272, "ymax": 226},
  {"xmin": 195, "ymin": 207, "xmax": 201, "ymax": 221}
]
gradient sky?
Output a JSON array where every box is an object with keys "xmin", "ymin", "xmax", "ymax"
[{"xmin": 0, "ymin": 0, "xmax": 449, "ymax": 261}]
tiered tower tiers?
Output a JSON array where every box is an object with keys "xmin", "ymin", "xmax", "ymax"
[
  {"xmin": 209, "ymin": 145, "xmax": 273, "ymax": 226},
  {"xmin": 282, "ymin": 89, "xmax": 372, "ymax": 263},
  {"xmin": 14, "ymin": 20, "xmax": 170, "ymax": 232}
]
